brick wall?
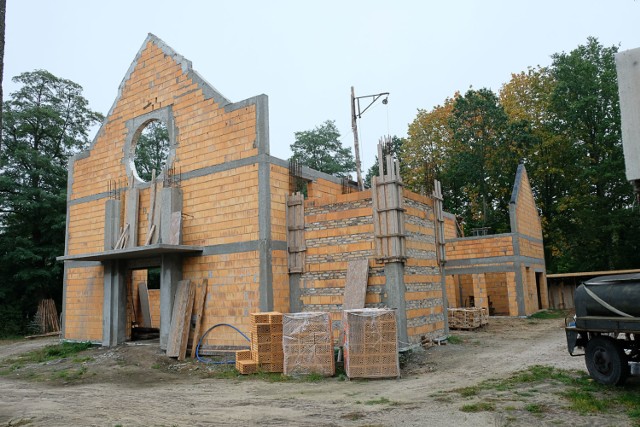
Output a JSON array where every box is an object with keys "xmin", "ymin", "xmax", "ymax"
[
  {"xmin": 64, "ymin": 266, "xmax": 103, "ymax": 342},
  {"xmin": 403, "ymin": 192, "xmax": 445, "ymax": 342}
]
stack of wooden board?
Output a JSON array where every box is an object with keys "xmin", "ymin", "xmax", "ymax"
[
  {"xmin": 166, "ymin": 280, "xmax": 208, "ymax": 360},
  {"xmin": 342, "ymin": 308, "xmax": 399, "ymax": 379},
  {"xmin": 282, "ymin": 312, "xmax": 334, "ymax": 377},
  {"xmin": 236, "ymin": 312, "xmax": 284, "ymax": 374},
  {"xmin": 447, "ymin": 307, "xmax": 489, "ymax": 330}
]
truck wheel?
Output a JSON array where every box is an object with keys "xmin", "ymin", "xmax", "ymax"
[{"xmin": 585, "ymin": 336, "xmax": 629, "ymax": 386}]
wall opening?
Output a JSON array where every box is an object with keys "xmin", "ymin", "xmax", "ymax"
[
  {"xmin": 133, "ymin": 120, "xmax": 170, "ymax": 182},
  {"xmin": 127, "ymin": 268, "xmax": 161, "ymax": 341},
  {"xmin": 485, "ymin": 272, "xmax": 509, "ymax": 315}
]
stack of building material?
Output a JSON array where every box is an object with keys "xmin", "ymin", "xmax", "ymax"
[
  {"xmin": 282, "ymin": 312, "xmax": 334, "ymax": 377},
  {"xmin": 235, "ymin": 312, "xmax": 284, "ymax": 374},
  {"xmin": 342, "ymin": 308, "xmax": 399, "ymax": 379},
  {"xmin": 447, "ymin": 307, "xmax": 489, "ymax": 330}
]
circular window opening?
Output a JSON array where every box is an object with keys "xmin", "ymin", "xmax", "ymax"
[{"xmin": 133, "ymin": 120, "xmax": 170, "ymax": 182}]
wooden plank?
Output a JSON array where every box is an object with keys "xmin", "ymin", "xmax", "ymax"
[
  {"xmin": 138, "ymin": 282, "xmax": 152, "ymax": 328},
  {"xmin": 343, "ymin": 259, "xmax": 369, "ymax": 310},
  {"xmin": 169, "ymin": 211, "xmax": 182, "ymax": 245},
  {"xmin": 190, "ymin": 279, "xmax": 208, "ymax": 358},
  {"xmin": 166, "ymin": 279, "xmax": 192, "ymax": 358},
  {"xmin": 178, "ymin": 281, "xmax": 197, "ymax": 361}
]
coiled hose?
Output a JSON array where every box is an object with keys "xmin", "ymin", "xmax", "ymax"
[{"xmin": 195, "ymin": 323, "xmax": 250, "ymax": 364}]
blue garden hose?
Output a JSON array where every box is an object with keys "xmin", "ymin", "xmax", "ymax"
[{"xmin": 195, "ymin": 323, "xmax": 250, "ymax": 364}]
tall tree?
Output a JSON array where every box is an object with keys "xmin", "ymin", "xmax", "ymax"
[
  {"xmin": 548, "ymin": 37, "xmax": 638, "ymax": 272},
  {"xmin": 500, "ymin": 67, "xmax": 578, "ymax": 267},
  {"xmin": 289, "ymin": 120, "xmax": 355, "ymax": 177},
  {"xmin": 446, "ymin": 88, "xmax": 520, "ymax": 233},
  {"xmin": 0, "ymin": 70, "xmax": 103, "ymax": 336},
  {"xmin": 0, "ymin": 0, "xmax": 5, "ymax": 143},
  {"xmin": 403, "ymin": 97, "xmax": 456, "ymax": 195}
]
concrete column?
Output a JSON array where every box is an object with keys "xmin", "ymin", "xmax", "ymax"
[
  {"xmin": 102, "ymin": 260, "xmax": 127, "ymax": 347},
  {"xmin": 289, "ymin": 273, "xmax": 302, "ymax": 313},
  {"xmin": 160, "ymin": 187, "xmax": 182, "ymax": 244},
  {"xmin": 160, "ymin": 254, "xmax": 182, "ymax": 350},
  {"xmin": 104, "ymin": 199, "xmax": 121, "ymax": 250},
  {"xmin": 126, "ymin": 188, "xmax": 139, "ymax": 248},
  {"xmin": 383, "ymin": 262, "xmax": 408, "ymax": 346}
]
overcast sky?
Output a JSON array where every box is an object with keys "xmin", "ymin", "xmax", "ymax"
[{"xmin": 5, "ymin": 1, "xmax": 640, "ymax": 173}]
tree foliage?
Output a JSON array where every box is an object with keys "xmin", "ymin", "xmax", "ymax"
[
  {"xmin": 134, "ymin": 120, "xmax": 170, "ymax": 181},
  {"xmin": 404, "ymin": 37, "xmax": 640, "ymax": 273},
  {"xmin": 289, "ymin": 120, "xmax": 355, "ymax": 177},
  {"xmin": 0, "ymin": 70, "xmax": 103, "ymax": 336}
]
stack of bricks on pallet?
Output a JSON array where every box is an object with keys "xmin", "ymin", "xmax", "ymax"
[
  {"xmin": 283, "ymin": 312, "xmax": 334, "ymax": 377},
  {"xmin": 448, "ymin": 307, "xmax": 489, "ymax": 330},
  {"xmin": 343, "ymin": 308, "xmax": 399, "ymax": 379},
  {"xmin": 235, "ymin": 312, "xmax": 284, "ymax": 374}
]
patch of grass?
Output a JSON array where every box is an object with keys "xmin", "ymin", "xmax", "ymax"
[
  {"xmin": 460, "ymin": 402, "xmax": 495, "ymax": 412},
  {"xmin": 528, "ymin": 309, "xmax": 569, "ymax": 319},
  {"xmin": 363, "ymin": 397, "xmax": 397, "ymax": 406},
  {"xmin": 303, "ymin": 372, "xmax": 324, "ymax": 382},
  {"xmin": 453, "ymin": 385, "xmax": 481, "ymax": 397},
  {"xmin": 52, "ymin": 366, "xmax": 87, "ymax": 381},
  {"xmin": 525, "ymin": 403, "xmax": 546, "ymax": 414},
  {"xmin": 562, "ymin": 389, "xmax": 608, "ymax": 414},
  {"xmin": 72, "ymin": 356, "xmax": 93, "ymax": 363},
  {"xmin": 151, "ymin": 363, "xmax": 161, "ymax": 370},
  {"xmin": 13, "ymin": 341, "xmax": 93, "ymax": 365},
  {"xmin": 447, "ymin": 335, "xmax": 463, "ymax": 344}
]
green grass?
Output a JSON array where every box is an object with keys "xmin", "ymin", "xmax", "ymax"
[
  {"xmin": 363, "ymin": 397, "xmax": 398, "ymax": 406},
  {"xmin": 449, "ymin": 364, "xmax": 640, "ymax": 423},
  {"xmin": 52, "ymin": 366, "xmax": 87, "ymax": 381},
  {"xmin": 525, "ymin": 403, "xmax": 546, "ymax": 414},
  {"xmin": 20, "ymin": 341, "xmax": 93, "ymax": 364},
  {"xmin": 528, "ymin": 309, "xmax": 569, "ymax": 319},
  {"xmin": 447, "ymin": 335, "xmax": 464, "ymax": 344}
]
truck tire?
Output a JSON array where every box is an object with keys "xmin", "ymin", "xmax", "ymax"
[{"xmin": 585, "ymin": 336, "xmax": 629, "ymax": 386}]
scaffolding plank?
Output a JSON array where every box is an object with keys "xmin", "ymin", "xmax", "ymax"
[{"xmin": 190, "ymin": 279, "xmax": 208, "ymax": 358}]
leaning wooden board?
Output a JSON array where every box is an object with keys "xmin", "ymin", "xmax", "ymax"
[
  {"xmin": 166, "ymin": 280, "xmax": 194, "ymax": 358},
  {"xmin": 190, "ymin": 279, "xmax": 208, "ymax": 358}
]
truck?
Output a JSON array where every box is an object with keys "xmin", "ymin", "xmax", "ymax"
[
  {"xmin": 565, "ymin": 274, "xmax": 640, "ymax": 385},
  {"xmin": 564, "ymin": 47, "xmax": 640, "ymax": 386}
]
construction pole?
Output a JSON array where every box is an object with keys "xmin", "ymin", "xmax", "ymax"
[{"xmin": 351, "ymin": 86, "xmax": 364, "ymax": 191}]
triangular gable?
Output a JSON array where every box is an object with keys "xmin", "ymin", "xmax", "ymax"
[{"xmin": 509, "ymin": 163, "xmax": 542, "ymax": 238}]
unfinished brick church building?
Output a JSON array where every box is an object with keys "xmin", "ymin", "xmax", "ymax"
[{"xmin": 59, "ymin": 34, "xmax": 547, "ymax": 352}]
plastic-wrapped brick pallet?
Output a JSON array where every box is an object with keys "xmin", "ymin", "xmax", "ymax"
[
  {"xmin": 283, "ymin": 312, "xmax": 335, "ymax": 377},
  {"xmin": 342, "ymin": 308, "xmax": 400, "ymax": 379}
]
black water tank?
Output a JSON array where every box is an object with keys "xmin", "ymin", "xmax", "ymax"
[{"xmin": 574, "ymin": 273, "xmax": 640, "ymax": 318}]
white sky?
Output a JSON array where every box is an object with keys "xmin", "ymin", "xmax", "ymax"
[{"xmin": 4, "ymin": 1, "xmax": 640, "ymax": 173}]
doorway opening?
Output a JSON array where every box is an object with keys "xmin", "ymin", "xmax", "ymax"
[{"xmin": 127, "ymin": 267, "xmax": 161, "ymax": 341}]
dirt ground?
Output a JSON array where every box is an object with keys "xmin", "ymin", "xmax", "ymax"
[{"xmin": 1, "ymin": 316, "xmax": 638, "ymax": 427}]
